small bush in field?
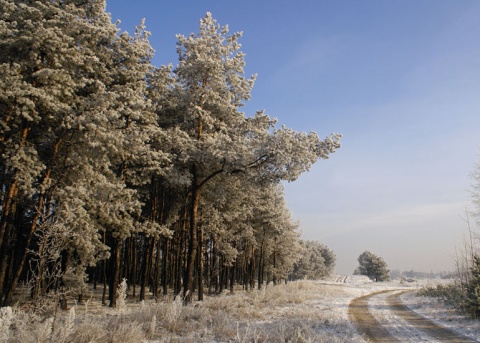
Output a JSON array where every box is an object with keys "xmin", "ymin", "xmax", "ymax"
[
  {"xmin": 418, "ymin": 283, "xmax": 468, "ymax": 315},
  {"xmin": 419, "ymin": 284, "xmax": 459, "ymax": 301},
  {"xmin": 419, "ymin": 257, "xmax": 480, "ymax": 319}
]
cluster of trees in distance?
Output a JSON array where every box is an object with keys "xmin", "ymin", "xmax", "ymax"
[
  {"xmin": 0, "ymin": 0, "xmax": 341, "ymax": 306},
  {"xmin": 354, "ymin": 251, "xmax": 390, "ymax": 282}
]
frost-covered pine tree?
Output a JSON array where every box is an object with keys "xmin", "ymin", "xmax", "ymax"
[
  {"xmin": 196, "ymin": 174, "xmax": 303, "ymax": 290},
  {"xmin": 153, "ymin": 12, "xmax": 341, "ymax": 302},
  {"xmin": 0, "ymin": 0, "xmax": 164, "ymax": 306},
  {"xmin": 170, "ymin": 13, "xmax": 257, "ymax": 301},
  {"xmin": 250, "ymin": 184, "xmax": 301, "ymax": 285},
  {"xmin": 355, "ymin": 251, "xmax": 390, "ymax": 282},
  {"xmin": 290, "ymin": 240, "xmax": 336, "ymax": 280}
]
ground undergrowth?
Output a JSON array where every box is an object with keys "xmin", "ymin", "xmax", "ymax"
[
  {"xmin": 2, "ymin": 277, "xmax": 476, "ymax": 343},
  {"xmin": 0, "ymin": 279, "xmax": 367, "ymax": 343}
]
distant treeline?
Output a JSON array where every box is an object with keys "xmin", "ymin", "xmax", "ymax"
[{"xmin": 390, "ymin": 270, "xmax": 455, "ymax": 280}]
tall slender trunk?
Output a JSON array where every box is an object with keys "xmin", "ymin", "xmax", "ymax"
[
  {"xmin": 0, "ymin": 182, "xmax": 18, "ymax": 251},
  {"xmin": 139, "ymin": 236, "xmax": 150, "ymax": 301},
  {"xmin": 184, "ymin": 167, "xmax": 199, "ymax": 302},
  {"xmin": 102, "ymin": 231, "xmax": 107, "ymax": 305},
  {"xmin": 249, "ymin": 245, "xmax": 255, "ymax": 290},
  {"xmin": 161, "ymin": 237, "xmax": 168, "ymax": 296},
  {"xmin": 258, "ymin": 237, "xmax": 265, "ymax": 290},
  {"xmin": 197, "ymin": 224, "xmax": 204, "ymax": 301},
  {"xmin": 153, "ymin": 239, "xmax": 161, "ymax": 298},
  {"xmin": 130, "ymin": 235, "xmax": 136, "ymax": 297},
  {"xmin": 0, "ymin": 211, "xmax": 14, "ymax": 301},
  {"xmin": 212, "ymin": 239, "xmax": 218, "ymax": 293},
  {"xmin": 219, "ymin": 255, "xmax": 225, "ymax": 293},
  {"xmin": 272, "ymin": 242, "xmax": 277, "ymax": 285},
  {"xmin": 229, "ymin": 263, "xmax": 235, "ymax": 294},
  {"xmin": 174, "ymin": 221, "xmax": 183, "ymax": 295},
  {"xmin": 109, "ymin": 238, "xmax": 122, "ymax": 307}
]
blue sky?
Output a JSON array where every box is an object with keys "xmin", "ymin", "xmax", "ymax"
[{"xmin": 107, "ymin": 1, "xmax": 480, "ymax": 275}]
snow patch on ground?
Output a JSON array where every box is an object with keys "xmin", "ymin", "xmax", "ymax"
[{"xmin": 317, "ymin": 276, "xmax": 480, "ymax": 343}]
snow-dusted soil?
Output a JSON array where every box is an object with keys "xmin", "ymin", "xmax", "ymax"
[
  {"xmin": 358, "ymin": 290, "xmax": 478, "ymax": 342},
  {"xmin": 340, "ymin": 276, "xmax": 480, "ymax": 343}
]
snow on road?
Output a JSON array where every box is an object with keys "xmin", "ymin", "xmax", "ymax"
[
  {"xmin": 363, "ymin": 290, "xmax": 478, "ymax": 342},
  {"xmin": 334, "ymin": 276, "xmax": 480, "ymax": 343}
]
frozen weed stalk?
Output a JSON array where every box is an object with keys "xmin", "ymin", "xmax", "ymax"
[
  {"xmin": 61, "ymin": 307, "xmax": 76, "ymax": 342},
  {"xmin": 165, "ymin": 294, "xmax": 183, "ymax": 331},
  {"xmin": 149, "ymin": 314, "xmax": 156, "ymax": 338},
  {"xmin": 117, "ymin": 278, "xmax": 128, "ymax": 312},
  {"xmin": 37, "ymin": 317, "xmax": 54, "ymax": 343}
]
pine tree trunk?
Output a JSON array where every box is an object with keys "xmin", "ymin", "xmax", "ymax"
[
  {"xmin": 212, "ymin": 239, "xmax": 219, "ymax": 293},
  {"xmin": 139, "ymin": 236, "xmax": 150, "ymax": 301},
  {"xmin": 161, "ymin": 238, "xmax": 168, "ymax": 296},
  {"xmin": 258, "ymin": 238, "xmax": 264, "ymax": 290},
  {"xmin": 273, "ymin": 245, "xmax": 277, "ymax": 285},
  {"xmin": 184, "ymin": 169, "xmax": 199, "ymax": 302},
  {"xmin": 197, "ymin": 225, "xmax": 204, "ymax": 301},
  {"xmin": 102, "ymin": 232, "xmax": 107, "ymax": 305},
  {"xmin": 229, "ymin": 263, "xmax": 235, "ymax": 294},
  {"xmin": 109, "ymin": 239, "xmax": 122, "ymax": 308},
  {"xmin": 153, "ymin": 239, "xmax": 161, "ymax": 298},
  {"xmin": 249, "ymin": 246, "xmax": 255, "ymax": 290},
  {"xmin": 130, "ymin": 236, "xmax": 136, "ymax": 297},
  {"xmin": 0, "ymin": 181, "xmax": 18, "ymax": 251},
  {"xmin": 0, "ymin": 216, "xmax": 14, "ymax": 303},
  {"xmin": 102, "ymin": 261, "xmax": 107, "ymax": 305},
  {"xmin": 174, "ymin": 223, "xmax": 183, "ymax": 295}
]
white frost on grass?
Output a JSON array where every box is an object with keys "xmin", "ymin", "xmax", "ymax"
[
  {"xmin": 0, "ymin": 307, "xmax": 13, "ymax": 343},
  {"xmin": 5, "ymin": 276, "xmax": 480, "ymax": 342}
]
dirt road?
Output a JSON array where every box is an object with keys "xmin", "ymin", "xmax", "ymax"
[{"xmin": 349, "ymin": 290, "xmax": 478, "ymax": 342}]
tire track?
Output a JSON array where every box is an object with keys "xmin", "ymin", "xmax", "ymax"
[
  {"xmin": 349, "ymin": 290, "xmax": 478, "ymax": 342},
  {"xmin": 349, "ymin": 290, "xmax": 400, "ymax": 342},
  {"xmin": 386, "ymin": 291, "xmax": 477, "ymax": 342}
]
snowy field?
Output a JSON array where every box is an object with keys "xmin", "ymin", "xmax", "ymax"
[{"xmin": 2, "ymin": 276, "xmax": 480, "ymax": 342}]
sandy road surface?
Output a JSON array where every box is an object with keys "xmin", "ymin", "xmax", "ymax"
[{"xmin": 349, "ymin": 290, "xmax": 478, "ymax": 342}]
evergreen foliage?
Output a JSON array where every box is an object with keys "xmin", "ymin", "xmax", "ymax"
[
  {"xmin": 0, "ymin": 2, "xmax": 340, "ymax": 307},
  {"xmin": 354, "ymin": 251, "xmax": 390, "ymax": 282},
  {"xmin": 289, "ymin": 240, "xmax": 336, "ymax": 280},
  {"xmin": 463, "ymin": 255, "xmax": 480, "ymax": 318}
]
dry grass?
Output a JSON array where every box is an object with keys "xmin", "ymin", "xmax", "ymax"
[{"xmin": 1, "ymin": 280, "xmax": 365, "ymax": 342}]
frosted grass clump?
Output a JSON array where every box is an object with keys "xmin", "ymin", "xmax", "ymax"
[
  {"xmin": 149, "ymin": 314, "xmax": 156, "ymax": 338},
  {"xmin": 55, "ymin": 307, "xmax": 76, "ymax": 343},
  {"xmin": 0, "ymin": 307, "xmax": 13, "ymax": 343},
  {"xmin": 117, "ymin": 278, "xmax": 128, "ymax": 312},
  {"xmin": 165, "ymin": 294, "xmax": 183, "ymax": 331},
  {"xmin": 36, "ymin": 317, "xmax": 54, "ymax": 343}
]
